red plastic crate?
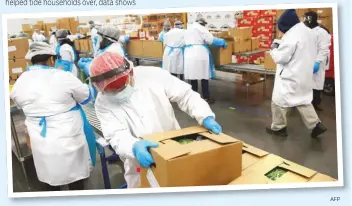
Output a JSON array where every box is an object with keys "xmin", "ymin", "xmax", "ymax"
[
  {"xmin": 243, "ymin": 10, "xmax": 261, "ymax": 17},
  {"xmin": 255, "ymin": 16, "xmax": 274, "ymax": 26},
  {"xmin": 248, "ymin": 53, "xmax": 265, "ymax": 64},
  {"xmin": 236, "ymin": 17, "xmax": 255, "ymax": 27},
  {"xmin": 235, "ymin": 55, "xmax": 249, "ymax": 64},
  {"xmin": 259, "ymin": 10, "xmax": 278, "ymax": 16},
  {"xmin": 259, "ymin": 40, "xmax": 272, "ymax": 49},
  {"xmin": 255, "ymin": 32, "xmax": 274, "ymax": 40}
]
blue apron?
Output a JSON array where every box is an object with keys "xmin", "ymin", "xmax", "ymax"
[
  {"xmin": 27, "ymin": 65, "xmax": 97, "ymax": 166},
  {"xmin": 185, "ymin": 44, "xmax": 216, "ymax": 79},
  {"xmin": 164, "ymin": 45, "xmax": 185, "ymax": 73},
  {"xmin": 55, "ymin": 44, "xmax": 77, "ymax": 73}
]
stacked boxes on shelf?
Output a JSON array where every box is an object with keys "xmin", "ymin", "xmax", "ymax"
[{"xmin": 8, "ymin": 38, "xmax": 29, "ymax": 85}]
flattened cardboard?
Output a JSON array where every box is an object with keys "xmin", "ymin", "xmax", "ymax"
[{"xmin": 140, "ymin": 127, "xmax": 242, "ymax": 187}]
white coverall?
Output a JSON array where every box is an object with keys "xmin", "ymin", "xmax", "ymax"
[
  {"xmin": 183, "ymin": 22, "xmax": 215, "ymax": 80},
  {"xmin": 49, "ymin": 34, "xmax": 58, "ymax": 52},
  {"xmin": 163, "ymin": 28, "xmax": 186, "ymax": 75},
  {"xmin": 270, "ymin": 22, "xmax": 320, "ymax": 130},
  {"xmin": 312, "ymin": 26, "xmax": 331, "ymax": 90},
  {"xmin": 59, "ymin": 44, "xmax": 79, "ymax": 77},
  {"xmin": 32, "ymin": 32, "xmax": 39, "ymax": 42},
  {"xmin": 37, "ymin": 34, "xmax": 47, "ymax": 42},
  {"xmin": 94, "ymin": 66, "xmax": 215, "ymax": 188},
  {"xmin": 91, "ymin": 28, "xmax": 99, "ymax": 56},
  {"xmin": 10, "ymin": 66, "xmax": 92, "ymax": 186}
]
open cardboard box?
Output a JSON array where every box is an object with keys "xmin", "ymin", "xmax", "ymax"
[
  {"xmin": 242, "ymin": 143, "xmax": 269, "ymax": 171},
  {"xmin": 229, "ymin": 154, "xmax": 336, "ymax": 185},
  {"xmin": 140, "ymin": 126, "xmax": 242, "ymax": 188}
]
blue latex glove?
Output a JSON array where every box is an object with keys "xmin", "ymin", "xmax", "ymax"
[
  {"xmin": 125, "ymin": 35, "xmax": 130, "ymax": 43},
  {"xmin": 132, "ymin": 140, "xmax": 159, "ymax": 168},
  {"xmin": 78, "ymin": 58, "xmax": 93, "ymax": 77},
  {"xmin": 158, "ymin": 32, "xmax": 164, "ymax": 42},
  {"xmin": 211, "ymin": 37, "xmax": 227, "ymax": 48},
  {"xmin": 77, "ymin": 34, "xmax": 83, "ymax": 39},
  {"xmin": 313, "ymin": 62, "xmax": 320, "ymax": 73},
  {"xmin": 202, "ymin": 116, "xmax": 222, "ymax": 134},
  {"xmin": 88, "ymin": 85, "xmax": 98, "ymax": 103}
]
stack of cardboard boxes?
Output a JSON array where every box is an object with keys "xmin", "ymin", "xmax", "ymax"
[
  {"xmin": 138, "ymin": 126, "xmax": 336, "ymax": 188},
  {"xmin": 8, "ymin": 38, "xmax": 29, "ymax": 85},
  {"xmin": 56, "ymin": 17, "xmax": 80, "ymax": 34}
]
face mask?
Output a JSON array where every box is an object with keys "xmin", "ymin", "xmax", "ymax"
[{"xmin": 105, "ymin": 84, "xmax": 134, "ymax": 103}]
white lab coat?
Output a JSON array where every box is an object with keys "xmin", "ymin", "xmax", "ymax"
[
  {"xmin": 10, "ymin": 66, "xmax": 91, "ymax": 186},
  {"xmin": 271, "ymin": 22, "xmax": 318, "ymax": 108},
  {"xmin": 49, "ymin": 35, "xmax": 57, "ymax": 51},
  {"xmin": 32, "ymin": 32, "xmax": 39, "ymax": 42},
  {"xmin": 184, "ymin": 22, "xmax": 215, "ymax": 80},
  {"xmin": 163, "ymin": 28, "xmax": 186, "ymax": 75},
  {"xmin": 312, "ymin": 26, "xmax": 331, "ymax": 90},
  {"xmin": 59, "ymin": 44, "xmax": 79, "ymax": 77},
  {"xmin": 91, "ymin": 28, "xmax": 99, "ymax": 56},
  {"xmin": 37, "ymin": 34, "xmax": 46, "ymax": 42},
  {"xmin": 94, "ymin": 66, "xmax": 215, "ymax": 188}
]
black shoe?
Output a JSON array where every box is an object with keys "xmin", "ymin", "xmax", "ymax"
[
  {"xmin": 311, "ymin": 122, "xmax": 327, "ymax": 138},
  {"xmin": 266, "ymin": 126, "xmax": 288, "ymax": 137},
  {"xmin": 314, "ymin": 105, "xmax": 324, "ymax": 111}
]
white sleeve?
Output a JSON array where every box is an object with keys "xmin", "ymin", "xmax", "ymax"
[
  {"xmin": 60, "ymin": 72, "xmax": 90, "ymax": 104},
  {"xmin": 270, "ymin": 40, "xmax": 297, "ymax": 65},
  {"xmin": 160, "ymin": 69, "xmax": 215, "ymax": 125},
  {"xmin": 60, "ymin": 46, "xmax": 74, "ymax": 62},
  {"xmin": 316, "ymin": 33, "xmax": 331, "ymax": 63},
  {"xmin": 95, "ymin": 102, "xmax": 138, "ymax": 159},
  {"xmin": 199, "ymin": 27, "xmax": 214, "ymax": 45}
]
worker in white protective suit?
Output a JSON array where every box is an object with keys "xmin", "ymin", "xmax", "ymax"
[
  {"xmin": 162, "ymin": 20, "xmax": 186, "ymax": 81},
  {"xmin": 55, "ymin": 29, "xmax": 80, "ymax": 77},
  {"xmin": 89, "ymin": 21, "xmax": 100, "ymax": 56},
  {"xmin": 49, "ymin": 30, "xmax": 58, "ymax": 52},
  {"xmin": 266, "ymin": 9, "xmax": 327, "ymax": 138},
  {"xmin": 303, "ymin": 11, "xmax": 332, "ymax": 112},
  {"xmin": 10, "ymin": 42, "xmax": 96, "ymax": 191},
  {"xmin": 37, "ymin": 31, "xmax": 47, "ymax": 42},
  {"xmin": 90, "ymin": 52, "xmax": 222, "ymax": 188},
  {"xmin": 158, "ymin": 19, "xmax": 171, "ymax": 42},
  {"xmin": 183, "ymin": 17, "xmax": 227, "ymax": 104},
  {"xmin": 32, "ymin": 29, "xmax": 40, "ymax": 42}
]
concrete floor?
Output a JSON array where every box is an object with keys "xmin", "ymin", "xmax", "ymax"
[{"xmin": 11, "ymin": 62, "xmax": 338, "ymax": 192}]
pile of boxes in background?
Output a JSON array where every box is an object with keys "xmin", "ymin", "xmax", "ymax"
[{"xmin": 8, "ymin": 38, "xmax": 29, "ymax": 85}]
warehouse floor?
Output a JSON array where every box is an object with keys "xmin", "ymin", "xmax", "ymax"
[{"xmin": 11, "ymin": 62, "xmax": 338, "ymax": 192}]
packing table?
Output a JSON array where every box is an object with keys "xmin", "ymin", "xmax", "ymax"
[{"xmin": 217, "ymin": 64, "xmax": 276, "ymax": 99}]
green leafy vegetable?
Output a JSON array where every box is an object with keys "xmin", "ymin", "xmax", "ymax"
[
  {"xmin": 177, "ymin": 138, "xmax": 195, "ymax": 145},
  {"xmin": 265, "ymin": 168, "xmax": 288, "ymax": 181}
]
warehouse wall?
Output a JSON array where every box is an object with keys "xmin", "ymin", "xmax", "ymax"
[{"xmin": 7, "ymin": 15, "xmax": 125, "ymax": 35}]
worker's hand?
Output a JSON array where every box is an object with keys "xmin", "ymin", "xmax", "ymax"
[
  {"xmin": 202, "ymin": 116, "xmax": 222, "ymax": 135},
  {"xmin": 313, "ymin": 62, "xmax": 320, "ymax": 73},
  {"xmin": 78, "ymin": 58, "xmax": 92, "ymax": 77},
  {"xmin": 133, "ymin": 140, "xmax": 159, "ymax": 168}
]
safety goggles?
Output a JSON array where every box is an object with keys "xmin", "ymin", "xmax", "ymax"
[
  {"xmin": 90, "ymin": 57, "xmax": 131, "ymax": 83},
  {"xmin": 97, "ymin": 31, "xmax": 119, "ymax": 43}
]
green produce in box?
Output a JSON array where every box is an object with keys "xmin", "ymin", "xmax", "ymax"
[{"xmin": 265, "ymin": 168, "xmax": 288, "ymax": 181}]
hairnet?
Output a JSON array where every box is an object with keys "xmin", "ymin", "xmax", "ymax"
[
  {"xmin": 25, "ymin": 42, "xmax": 56, "ymax": 60},
  {"xmin": 174, "ymin": 20, "xmax": 184, "ymax": 29},
  {"xmin": 196, "ymin": 17, "xmax": 208, "ymax": 26},
  {"xmin": 277, "ymin": 9, "xmax": 300, "ymax": 34},
  {"xmin": 89, "ymin": 52, "xmax": 132, "ymax": 92},
  {"xmin": 303, "ymin": 11, "xmax": 319, "ymax": 29},
  {"xmin": 56, "ymin": 29, "xmax": 69, "ymax": 41},
  {"xmin": 97, "ymin": 25, "xmax": 120, "ymax": 43},
  {"xmin": 163, "ymin": 19, "xmax": 171, "ymax": 28}
]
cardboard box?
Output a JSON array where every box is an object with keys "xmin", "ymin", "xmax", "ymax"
[
  {"xmin": 229, "ymin": 154, "xmax": 318, "ymax": 185},
  {"xmin": 259, "ymin": 40, "xmax": 271, "ymax": 49},
  {"xmin": 259, "ymin": 9, "xmax": 278, "ymax": 17},
  {"xmin": 234, "ymin": 55, "xmax": 249, "ymax": 64},
  {"xmin": 210, "ymin": 41, "xmax": 233, "ymax": 66},
  {"xmin": 255, "ymin": 16, "xmax": 274, "ymax": 26},
  {"xmin": 79, "ymin": 39, "xmax": 89, "ymax": 52},
  {"xmin": 79, "ymin": 27, "xmax": 90, "ymax": 34},
  {"xmin": 308, "ymin": 173, "xmax": 336, "ymax": 182},
  {"xmin": 229, "ymin": 27, "xmax": 252, "ymax": 41},
  {"xmin": 8, "ymin": 38, "xmax": 29, "ymax": 60},
  {"xmin": 74, "ymin": 40, "xmax": 80, "ymax": 51},
  {"xmin": 8, "ymin": 58, "xmax": 28, "ymax": 77},
  {"xmin": 212, "ymin": 31, "xmax": 231, "ymax": 38},
  {"xmin": 242, "ymin": 143, "xmax": 269, "ymax": 171},
  {"xmin": 243, "ymin": 10, "xmax": 261, "ymax": 17},
  {"xmin": 251, "ymin": 37, "xmax": 260, "ymax": 50},
  {"xmin": 88, "ymin": 39, "xmax": 93, "ymax": 52},
  {"xmin": 142, "ymin": 40, "xmax": 164, "ymax": 58},
  {"xmin": 140, "ymin": 126, "xmax": 243, "ymax": 187},
  {"xmin": 243, "ymin": 39, "xmax": 251, "ymax": 51},
  {"xmin": 264, "ymin": 51, "xmax": 276, "ymax": 70},
  {"xmin": 22, "ymin": 24, "xmax": 32, "ymax": 31},
  {"xmin": 33, "ymin": 24, "xmax": 43, "ymax": 30},
  {"xmin": 236, "ymin": 18, "xmax": 255, "ymax": 27},
  {"xmin": 59, "ymin": 18, "xmax": 71, "ymax": 30},
  {"xmin": 248, "ymin": 52, "xmax": 265, "ymax": 64},
  {"xmin": 127, "ymin": 40, "xmax": 144, "ymax": 56},
  {"xmin": 310, "ymin": 8, "xmax": 332, "ymax": 18}
]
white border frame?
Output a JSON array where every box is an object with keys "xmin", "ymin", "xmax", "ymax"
[{"xmin": 2, "ymin": 2, "xmax": 342, "ymax": 198}]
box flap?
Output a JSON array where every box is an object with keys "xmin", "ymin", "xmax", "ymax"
[
  {"xmin": 279, "ymin": 160, "xmax": 317, "ymax": 178},
  {"xmin": 242, "ymin": 143, "xmax": 269, "ymax": 157},
  {"xmin": 242, "ymin": 153, "xmax": 262, "ymax": 170},
  {"xmin": 199, "ymin": 132, "xmax": 239, "ymax": 144},
  {"xmin": 229, "ymin": 173, "xmax": 269, "ymax": 185},
  {"xmin": 152, "ymin": 141, "xmax": 191, "ymax": 160},
  {"xmin": 243, "ymin": 154, "xmax": 283, "ymax": 175},
  {"xmin": 308, "ymin": 173, "xmax": 336, "ymax": 182},
  {"xmin": 142, "ymin": 126, "xmax": 208, "ymax": 142}
]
